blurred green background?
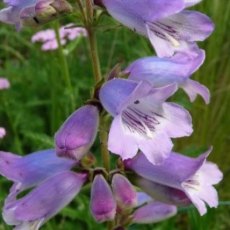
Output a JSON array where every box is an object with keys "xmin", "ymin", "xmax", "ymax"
[{"xmin": 0, "ymin": 0, "xmax": 230, "ymax": 229}]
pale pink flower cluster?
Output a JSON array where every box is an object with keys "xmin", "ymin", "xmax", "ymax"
[
  {"xmin": 31, "ymin": 24, "xmax": 87, "ymax": 51},
  {"xmin": 0, "ymin": 77, "xmax": 10, "ymax": 139}
]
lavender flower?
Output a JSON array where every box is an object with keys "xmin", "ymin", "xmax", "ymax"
[
  {"xmin": 32, "ymin": 24, "xmax": 87, "ymax": 51},
  {"xmin": 126, "ymin": 48, "xmax": 210, "ymax": 104},
  {"xmin": 90, "ymin": 174, "xmax": 116, "ymax": 222},
  {"xmin": 125, "ymin": 148, "xmax": 223, "ymax": 215},
  {"xmin": 0, "ymin": 149, "xmax": 87, "ymax": 229},
  {"xmin": 0, "ymin": 0, "xmax": 72, "ymax": 29},
  {"xmin": 0, "ymin": 149, "xmax": 76, "ymax": 192},
  {"xmin": 55, "ymin": 105, "xmax": 99, "ymax": 160},
  {"xmin": 3, "ymin": 172, "xmax": 86, "ymax": 229},
  {"xmin": 96, "ymin": 0, "xmax": 214, "ymax": 57},
  {"xmin": 99, "ymin": 79, "xmax": 192, "ymax": 164}
]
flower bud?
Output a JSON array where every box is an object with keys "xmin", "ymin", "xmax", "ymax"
[
  {"xmin": 90, "ymin": 174, "xmax": 116, "ymax": 222},
  {"xmin": 132, "ymin": 201, "xmax": 177, "ymax": 224},
  {"xmin": 111, "ymin": 174, "xmax": 137, "ymax": 209},
  {"xmin": 55, "ymin": 105, "xmax": 99, "ymax": 160},
  {"xmin": 22, "ymin": 0, "xmax": 73, "ymax": 27}
]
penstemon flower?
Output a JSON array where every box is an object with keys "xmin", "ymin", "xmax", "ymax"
[
  {"xmin": 124, "ymin": 148, "xmax": 223, "ymax": 215},
  {"xmin": 95, "ymin": 0, "xmax": 214, "ymax": 57},
  {"xmin": 99, "ymin": 79, "xmax": 192, "ymax": 164},
  {"xmin": 3, "ymin": 172, "xmax": 87, "ymax": 229},
  {"xmin": 125, "ymin": 48, "xmax": 210, "ymax": 104}
]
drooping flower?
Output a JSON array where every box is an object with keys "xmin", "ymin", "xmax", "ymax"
[
  {"xmin": 3, "ymin": 172, "xmax": 87, "ymax": 229},
  {"xmin": 0, "ymin": 0, "xmax": 72, "ymax": 29},
  {"xmin": 90, "ymin": 174, "xmax": 117, "ymax": 222},
  {"xmin": 96, "ymin": 0, "xmax": 214, "ymax": 57},
  {"xmin": 0, "ymin": 148, "xmax": 87, "ymax": 229},
  {"xmin": 0, "ymin": 149, "xmax": 76, "ymax": 193},
  {"xmin": 126, "ymin": 48, "xmax": 210, "ymax": 104},
  {"xmin": 125, "ymin": 148, "xmax": 223, "ymax": 215},
  {"xmin": 99, "ymin": 79, "xmax": 192, "ymax": 164},
  {"xmin": 32, "ymin": 24, "xmax": 87, "ymax": 51},
  {"xmin": 55, "ymin": 105, "xmax": 99, "ymax": 160}
]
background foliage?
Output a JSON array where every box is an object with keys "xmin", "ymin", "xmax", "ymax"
[{"xmin": 0, "ymin": 0, "xmax": 230, "ymax": 229}]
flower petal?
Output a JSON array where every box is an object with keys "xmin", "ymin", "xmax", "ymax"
[
  {"xmin": 108, "ymin": 115, "xmax": 139, "ymax": 160},
  {"xmin": 0, "ymin": 149, "xmax": 76, "ymax": 190},
  {"xmin": 138, "ymin": 132, "xmax": 173, "ymax": 165},
  {"xmin": 184, "ymin": 0, "xmax": 202, "ymax": 7},
  {"xmin": 126, "ymin": 49, "xmax": 205, "ymax": 86},
  {"xmin": 181, "ymin": 79, "xmax": 210, "ymax": 104},
  {"xmin": 3, "ymin": 172, "xmax": 86, "ymax": 228},
  {"xmin": 161, "ymin": 102, "xmax": 193, "ymax": 138},
  {"xmin": 102, "ymin": 0, "xmax": 185, "ymax": 23},
  {"xmin": 99, "ymin": 79, "xmax": 138, "ymax": 116},
  {"xmin": 146, "ymin": 10, "xmax": 214, "ymax": 57}
]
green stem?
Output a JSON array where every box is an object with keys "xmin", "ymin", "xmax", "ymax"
[
  {"xmin": 54, "ymin": 22, "xmax": 75, "ymax": 111},
  {"xmin": 84, "ymin": 3, "xmax": 110, "ymax": 172},
  {"xmin": 87, "ymin": 27, "xmax": 102, "ymax": 83}
]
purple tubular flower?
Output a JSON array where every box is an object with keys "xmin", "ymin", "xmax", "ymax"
[
  {"xmin": 0, "ymin": 149, "xmax": 76, "ymax": 192},
  {"xmin": 3, "ymin": 172, "xmax": 87, "ymax": 229},
  {"xmin": 99, "ymin": 79, "xmax": 192, "ymax": 164},
  {"xmin": 125, "ymin": 148, "xmax": 223, "ymax": 215},
  {"xmin": 55, "ymin": 105, "xmax": 99, "ymax": 160},
  {"xmin": 100, "ymin": 0, "xmax": 214, "ymax": 57},
  {"xmin": 111, "ymin": 174, "xmax": 137, "ymax": 209},
  {"xmin": 132, "ymin": 201, "xmax": 177, "ymax": 224},
  {"xmin": 126, "ymin": 49, "xmax": 210, "ymax": 104},
  {"xmin": 90, "ymin": 174, "xmax": 116, "ymax": 222}
]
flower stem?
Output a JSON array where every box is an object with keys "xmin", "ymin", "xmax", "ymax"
[
  {"xmin": 54, "ymin": 22, "xmax": 75, "ymax": 112},
  {"xmin": 84, "ymin": 2, "xmax": 110, "ymax": 172},
  {"xmin": 87, "ymin": 27, "xmax": 102, "ymax": 83}
]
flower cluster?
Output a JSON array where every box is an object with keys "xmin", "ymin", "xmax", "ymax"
[
  {"xmin": 0, "ymin": 0, "xmax": 223, "ymax": 229},
  {"xmin": 0, "ymin": 77, "xmax": 10, "ymax": 139},
  {"xmin": 32, "ymin": 24, "xmax": 87, "ymax": 51}
]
